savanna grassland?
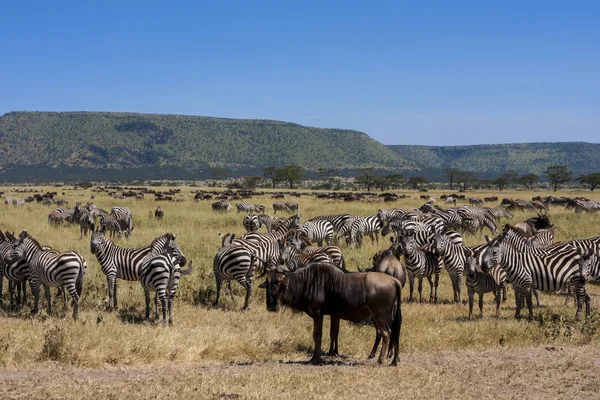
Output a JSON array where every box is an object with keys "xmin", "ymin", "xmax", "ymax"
[{"xmin": 1, "ymin": 187, "xmax": 600, "ymax": 399}]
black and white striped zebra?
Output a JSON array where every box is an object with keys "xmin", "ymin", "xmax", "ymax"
[
  {"xmin": 278, "ymin": 240, "xmax": 333, "ymax": 271},
  {"xmin": 0, "ymin": 231, "xmax": 28, "ymax": 309},
  {"xmin": 301, "ymin": 220, "xmax": 334, "ymax": 247},
  {"xmin": 139, "ymin": 236, "xmax": 192, "ymax": 325},
  {"xmin": 431, "ymin": 229, "xmax": 466, "ymax": 303},
  {"xmin": 391, "ymin": 231, "xmax": 443, "ymax": 303},
  {"xmin": 10, "ymin": 231, "xmax": 86, "ymax": 320},
  {"xmin": 110, "ymin": 206, "xmax": 134, "ymax": 237},
  {"xmin": 464, "ymin": 251, "xmax": 501, "ymax": 319},
  {"xmin": 79, "ymin": 210, "xmax": 95, "ymax": 239},
  {"xmin": 482, "ymin": 233, "xmax": 590, "ymax": 320},
  {"xmin": 355, "ymin": 215, "xmax": 383, "ymax": 246},
  {"xmin": 213, "ymin": 244, "xmax": 257, "ymax": 310},
  {"xmin": 236, "ymin": 202, "xmax": 265, "ymax": 213},
  {"xmin": 309, "ymin": 214, "xmax": 353, "ymax": 232},
  {"xmin": 212, "ymin": 200, "xmax": 231, "ymax": 213},
  {"xmin": 376, "ymin": 208, "xmax": 409, "ymax": 224},
  {"xmin": 90, "ymin": 230, "xmax": 176, "ymax": 311},
  {"xmin": 527, "ymin": 227, "xmax": 555, "ymax": 248},
  {"xmin": 99, "ymin": 214, "xmax": 123, "ymax": 238},
  {"xmin": 288, "ymin": 233, "xmax": 346, "ymax": 270},
  {"xmin": 243, "ymin": 214, "xmax": 261, "ymax": 233}
]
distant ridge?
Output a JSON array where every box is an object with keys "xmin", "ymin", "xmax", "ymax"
[{"xmin": 0, "ymin": 111, "xmax": 598, "ymax": 182}]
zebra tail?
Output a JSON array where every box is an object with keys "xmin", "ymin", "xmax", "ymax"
[
  {"xmin": 180, "ymin": 260, "xmax": 193, "ymax": 275},
  {"xmin": 339, "ymin": 255, "xmax": 348, "ymax": 272},
  {"xmin": 76, "ymin": 260, "xmax": 86, "ymax": 297}
]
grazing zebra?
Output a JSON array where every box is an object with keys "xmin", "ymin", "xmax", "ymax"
[
  {"xmin": 482, "ymin": 233, "xmax": 590, "ymax": 320},
  {"xmin": 272, "ymin": 203, "xmax": 290, "ymax": 214},
  {"xmin": 139, "ymin": 236, "xmax": 192, "ymax": 325},
  {"xmin": 285, "ymin": 202, "xmax": 299, "ymax": 213},
  {"xmin": 431, "ymin": 230, "xmax": 466, "ymax": 303},
  {"xmin": 288, "ymin": 233, "xmax": 346, "ymax": 270},
  {"xmin": 79, "ymin": 211, "xmax": 95, "ymax": 239},
  {"xmin": 154, "ymin": 206, "xmax": 164, "ymax": 219},
  {"xmin": 309, "ymin": 214, "xmax": 353, "ymax": 233},
  {"xmin": 11, "ymin": 231, "xmax": 86, "ymax": 320},
  {"xmin": 90, "ymin": 230, "xmax": 177, "ymax": 311},
  {"xmin": 301, "ymin": 220, "xmax": 334, "ymax": 247},
  {"xmin": 99, "ymin": 214, "xmax": 123, "ymax": 238},
  {"xmin": 243, "ymin": 214, "xmax": 261, "ymax": 233},
  {"xmin": 483, "ymin": 206, "xmax": 513, "ymax": 221},
  {"xmin": 213, "ymin": 244, "xmax": 257, "ymax": 310},
  {"xmin": 355, "ymin": 215, "xmax": 383, "ymax": 246},
  {"xmin": 236, "ymin": 202, "xmax": 265, "ymax": 213},
  {"xmin": 464, "ymin": 251, "xmax": 501, "ymax": 319},
  {"xmin": 391, "ymin": 232, "xmax": 443, "ymax": 303},
  {"xmin": 256, "ymin": 214, "xmax": 282, "ymax": 233},
  {"xmin": 212, "ymin": 200, "xmax": 231, "ymax": 213},
  {"xmin": 376, "ymin": 208, "xmax": 409, "ymax": 224},
  {"xmin": 278, "ymin": 240, "xmax": 333, "ymax": 270}
]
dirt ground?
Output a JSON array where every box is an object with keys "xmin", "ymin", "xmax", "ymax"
[{"xmin": 1, "ymin": 345, "xmax": 599, "ymax": 399}]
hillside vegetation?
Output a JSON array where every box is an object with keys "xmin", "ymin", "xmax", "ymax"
[{"xmin": 1, "ymin": 111, "xmax": 599, "ymax": 181}]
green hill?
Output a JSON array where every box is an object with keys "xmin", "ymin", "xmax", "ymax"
[
  {"xmin": 0, "ymin": 111, "xmax": 413, "ymax": 181},
  {"xmin": 0, "ymin": 111, "xmax": 599, "ymax": 182},
  {"xmin": 387, "ymin": 143, "xmax": 600, "ymax": 178}
]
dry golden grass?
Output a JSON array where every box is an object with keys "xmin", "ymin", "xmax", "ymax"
[{"xmin": 1, "ymin": 186, "xmax": 600, "ymax": 398}]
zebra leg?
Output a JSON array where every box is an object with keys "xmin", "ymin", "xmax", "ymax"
[
  {"xmin": 242, "ymin": 282, "xmax": 252, "ymax": 310},
  {"xmin": 407, "ymin": 274, "xmax": 415, "ymax": 302},
  {"xmin": 113, "ymin": 280, "xmax": 118, "ymax": 311},
  {"xmin": 154, "ymin": 292, "xmax": 160, "ymax": 321},
  {"xmin": 494, "ymin": 287, "xmax": 501, "ymax": 317},
  {"xmin": 227, "ymin": 281, "xmax": 235, "ymax": 302},
  {"xmin": 468, "ymin": 288, "xmax": 475, "ymax": 320},
  {"xmin": 328, "ymin": 316, "xmax": 340, "ymax": 356},
  {"xmin": 432, "ymin": 272, "xmax": 440, "ymax": 304},
  {"xmin": 502, "ymin": 284, "xmax": 508, "ymax": 302},
  {"xmin": 144, "ymin": 289, "xmax": 151, "ymax": 319},
  {"xmin": 44, "ymin": 284, "xmax": 52, "ymax": 316},
  {"xmin": 533, "ymin": 289, "xmax": 541, "ymax": 307},
  {"xmin": 168, "ymin": 296, "xmax": 174, "ymax": 326},
  {"xmin": 418, "ymin": 277, "xmax": 424, "ymax": 303},
  {"xmin": 451, "ymin": 275, "xmax": 460, "ymax": 303},
  {"xmin": 157, "ymin": 290, "xmax": 167, "ymax": 326},
  {"xmin": 524, "ymin": 290, "xmax": 534, "ymax": 321},
  {"xmin": 478, "ymin": 292, "xmax": 484, "ymax": 318},
  {"xmin": 31, "ymin": 279, "xmax": 41, "ymax": 315},
  {"xmin": 213, "ymin": 276, "xmax": 222, "ymax": 307},
  {"xmin": 66, "ymin": 284, "xmax": 79, "ymax": 320},
  {"xmin": 514, "ymin": 288, "xmax": 522, "ymax": 319},
  {"xmin": 106, "ymin": 275, "xmax": 115, "ymax": 311},
  {"xmin": 0, "ymin": 272, "xmax": 4, "ymax": 309},
  {"xmin": 22, "ymin": 280, "xmax": 27, "ymax": 307}
]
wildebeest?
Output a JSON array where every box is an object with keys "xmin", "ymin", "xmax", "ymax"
[
  {"xmin": 155, "ymin": 206, "xmax": 164, "ymax": 219},
  {"xmin": 259, "ymin": 262, "xmax": 402, "ymax": 365},
  {"xmin": 358, "ymin": 248, "xmax": 406, "ymax": 288}
]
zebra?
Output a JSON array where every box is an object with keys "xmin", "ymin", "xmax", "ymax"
[
  {"xmin": 285, "ymin": 202, "xmax": 299, "ymax": 213},
  {"xmin": 90, "ymin": 229, "xmax": 177, "ymax": 311},
  {"xmin": 464, "ymin": 251, "xmax": 501, "ymax": 319},
  {"xmin": 272, "ymin": 202, "xmax": 291, "ymax": 214},
  {"xmin": 0, "ymin": 231, "xmax": 28, "ymax": 309},
  {"xmin": 391, "ymin": 231, "xmax": 443, "ymax": 303},
  {"xmin": 309, "ymin": 214, "xmax": 353, "ymax": 233},
  {"xmin": 483, "ymin": 206, "xmax": 513, "ymax": 221},
  {"xmin": 139, "ymin": 235, "xmax": 192, "ymax": 326},
  {"xmin": 110, "ymin": 206, "xmax": 134, "ymax": 237},
  {"xmin": 376, "ymin": 208, "xmax": 409, "ymax": 224},
  {"xmin": 243, "ymin": 213, "xmax": 261, "ymax": 233},
  {"xmin": 212, "ymin": 200, "xmax": 231, "ymax": 213},
  {"xmin": 431, "ymin": 229, "xmax": 466, "ymax": 303},
  {"xmin": 236, "ymin": 202, "xmax": 265, "ymax": 213},
  {"xmin": 79, "ymin": 210, "xmax": 95, "ymax": 239},
  {"xmin": 288, "ymin": 232, "xmax": 346, "ymax": 270},
  {"xmin": 482, "ymin": 233, "xmax": 590, "ymax": 320},
  {"xmin": 256, "ymin": 214, "xmax": 282, "ymax": 233},
  {"xmin": 354, "ymin": 215, "xmax": 383, "ymax": 246},
  {"xmin": 278, "ymin": 240, "xmax": 333, "ymax": 271},
  {"xmin": 527, "ymin": 227, "xmax": 555, "ymax": 248},
  {"xmin": 99, "ymin": 214, "xmax": 123, "ymax": 239},
  {"xmin": 213, "ymin": 244, "xmax": 258, "ymax": 310},
  {"xmin": 301, "ymin": 220, "xmax": 334, "ymax": 247},
  {"xmin": 10, "ymin": 231, "xmax": 86, "ymax": 320},
  {"xmin": 154, "ymin": 206, "xmax": 164, "ymax": 219}
]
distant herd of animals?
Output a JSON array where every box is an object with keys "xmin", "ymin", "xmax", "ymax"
[{"xmin": 1, "ymin": 187, "xmax": 600, "ymax": 365}]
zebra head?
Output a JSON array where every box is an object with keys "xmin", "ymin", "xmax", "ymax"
[
  {"xmin": 277, "ymin": 239, "xmax": 296, "ymax": 267},
  {"xmin": 162, "ymin": 234, "xmax": 187, "ymax": 267},
  {"xmin": 578, "ymin": 250, "xmax": 598, "ymax": 281},
  {"xmin": 483, "ymin": 234, "xmax": 504, "ymax": 270},
  {"xmin": 10, "ymin": 231, "xmax": 32, "ymax": 262},
  {"xmin": 90, "ymin": 229, "xmax": 107, "ymax": 254}
]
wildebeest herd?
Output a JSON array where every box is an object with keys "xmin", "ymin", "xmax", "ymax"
[{"xmin": 1, "ymin": 189, "xmax": 600, "ymax": 366}]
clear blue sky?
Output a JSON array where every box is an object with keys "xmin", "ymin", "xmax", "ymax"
[{"xmin": 1, "ymin": 1, "xmax": 598, "ymax": 145}]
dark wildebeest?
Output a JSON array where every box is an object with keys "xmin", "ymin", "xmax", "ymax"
[
  {"xmin": 259, "ymin": 262, "xmax": 402, "ymax": 365},
  {"xmin": 358, "ymin": 248, "xmax": 406, "ymax": 288}
]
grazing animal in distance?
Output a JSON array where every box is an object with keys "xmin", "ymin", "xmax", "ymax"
[
  {"xmin": 154, "ymin": 206, "xmax": 164, "ymax": 219},
  {"xmin": 260, "ymin": 262, "xmax": 402, "ymax": 366}
]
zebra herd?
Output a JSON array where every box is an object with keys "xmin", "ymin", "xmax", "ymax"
[
  {"xmin": 48, "ymin": 202, "xmax": 135, "ymax": 239},
  {"xmin": 0, "ymin": 227, "xmax": 190, "ymax": 325},
  {"xmin": 216, "ymin": 203, "xmax": 599, "ymax": 322}
]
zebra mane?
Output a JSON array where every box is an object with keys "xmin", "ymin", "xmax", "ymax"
[
  {"xmin": 503, "ymin": 224, "xmax": 527, "ymax": 240},
  {"xmin": 18, "ymin": 230, "xmax": 43, "ymax": 249}
]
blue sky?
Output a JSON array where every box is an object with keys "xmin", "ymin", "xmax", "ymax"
[{"xmin": 1, "ymin": 1, "xmax": 598, "ymax": 145}]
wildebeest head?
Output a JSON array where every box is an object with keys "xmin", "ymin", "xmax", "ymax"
[{"xmin": 259, "ymin": 269, "xmax": 289, "ymax": 312}]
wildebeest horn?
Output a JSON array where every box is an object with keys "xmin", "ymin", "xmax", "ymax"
[{"xmin": 357, "ymin": 263, "xmax": 365, "ymax": 272}]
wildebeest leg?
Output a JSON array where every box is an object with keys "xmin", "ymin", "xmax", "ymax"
[
  {"xmin": 310, "ymin": 315, "xmax": 324, "ymax": 365},
  {"xmin": 368, "ymin": 331, "xmax": 381, "ymax": 359},
  {"xmin": 328, "ymin": 316, "xmax": 340, "ymax": 356},
  {"xmin": 371, "ymin": 316, "xmax": 390, "ymax": 365}
]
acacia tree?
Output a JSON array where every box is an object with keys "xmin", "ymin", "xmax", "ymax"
[
  {"xmin": 515, "ymin": 174, "xmax": 538, "ymax": 190},
  {"xmin": 579, "ymin": 173, "xmax": 600, "ymax": 191},
  {"xmin": 354, "ymin": 167, "xmax": 377, "ymax": 191},
  {"xmin": 407, "ymin": 176, "xmax": 429, "ymax": 190},
  {"xmin": 210, "ymin": 168, "xmax": 228, "ymax": 187},
  {"xmin": 456, "ymin": 171, "xmax": 475, "ymax": 191},
  {"xmin": 545, "ymin": 165, "xmax": 572, "ymax": 192},
  {"xmin": 242, "ymin": 176, "xmax": 262, "ymax": 189},
  {"xmin": 318, "ymin": 168, "xmax": 340, "ymax": 190},
  {"xmin": 277, "ymin": 165, "xmax": 305, "ymax": 189},
  {"xmin": 263, "ymin": 166, "xmax": 280, "ymax": 189},
  {"xmin": 443, "ymin": 168, "xmax": 460, "ymax": 190}
]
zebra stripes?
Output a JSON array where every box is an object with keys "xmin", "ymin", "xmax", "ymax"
[
  {"xmin": 431, "ymin": 230, "xmax": 466, "ymax": 303},
  {"xmin": 90, "ymin": 230, "xmax": 175, "ymax": 311},
  {"xmin": 278, "ymin": 240, "xmax": 333, "ymax": 271},
  {"xmin": 243, "ymin": 214, "xmax": 261, "ymax": 233},
  {"xmin": 464, "ymin": 252, "xmax": 501, "ymax": 319},
  {"xmin": 301, "ymin": 220, "xmax": 334, "ymax": 247},
  {"xmin": 11, "ymin": 231, "xmax": 86, "ymax": 320},
  {"xmin": 212, "ymin": 200, "xmax": 231, "ymax": 213},
  {"xmin": 139, "ymin": 236, "xmax": 191, "ymax": 325},
  {"xmin": 110, "ymin": 206, "xmax": 134, "ymax": 237},
  {"xmin": 236, "ymin": 202, "xmax": 265, "ymax": 213},
  {"xmin": 483, "ymin": 232, "xmax": 590, "ymax": 320},
  {"xmin": 213, "ymin": 244, "xmax": 257, "ymax": 310}
]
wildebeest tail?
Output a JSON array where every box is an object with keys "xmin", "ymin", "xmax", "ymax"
[{"xmin": 391, "ymin": 279, "xmax": 402, "ymax": 360}]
